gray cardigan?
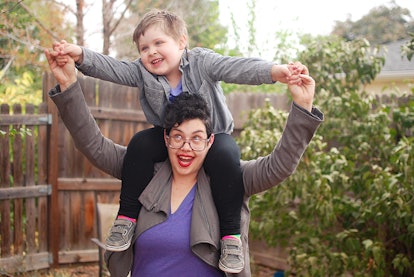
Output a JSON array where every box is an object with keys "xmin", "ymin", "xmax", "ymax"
[
  {"xmin": 78, "ymin": 47, "xmax": 276, "ymax": 134},
  {"xmin": 49, "ymin": 81, "xmax": 323, "ymax": 277}
]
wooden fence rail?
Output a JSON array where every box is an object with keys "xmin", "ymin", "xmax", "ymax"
[{"xmin": 0, "ymin": 72, "xmax": 290, "ymax": 275}]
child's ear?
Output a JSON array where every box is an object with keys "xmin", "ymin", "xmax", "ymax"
[{"xmin": 179, "ymin": 35, "xmax": 188, "ymax": 50}]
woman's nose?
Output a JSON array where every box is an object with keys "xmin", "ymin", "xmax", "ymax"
[{"xmin": 181, "ymin": 141, "xmax": 192, "ymax": 151}]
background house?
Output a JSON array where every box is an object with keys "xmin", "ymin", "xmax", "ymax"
[{"xmin": 366, "ymin": 40, "xmax": 414, "ymax": 94}]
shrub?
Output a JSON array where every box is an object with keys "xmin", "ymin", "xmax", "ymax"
[{"xmin": 238, "ymin": 37, "xmax": 414, "ymax": 276}]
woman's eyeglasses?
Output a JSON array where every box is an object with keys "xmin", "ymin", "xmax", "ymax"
[{"xmin": 166, "ymin": 135, "xmax": 210, "ymax": 151}]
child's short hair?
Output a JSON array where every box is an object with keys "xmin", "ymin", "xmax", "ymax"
[{"xmin": 133, "ymin": 9, "xmax": 188, "ymax": 52}]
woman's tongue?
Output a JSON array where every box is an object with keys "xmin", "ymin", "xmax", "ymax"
[{"xmin": 177, "ymin": 154, "xmax": 193, "ymax": 167}]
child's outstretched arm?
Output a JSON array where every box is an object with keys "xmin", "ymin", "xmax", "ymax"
[{"xmin": 49, "ymin": 40, "xmax": 143, "ymax": 87}]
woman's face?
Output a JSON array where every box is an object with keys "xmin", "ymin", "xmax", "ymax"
[{"xmin": 165, "ymin": 119, "xmax": 214, "ymax": 179}]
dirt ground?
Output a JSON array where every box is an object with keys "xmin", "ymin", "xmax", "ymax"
[{"xmin": 13, "ymin": 263, "xmax": 280, "ymax": 277}]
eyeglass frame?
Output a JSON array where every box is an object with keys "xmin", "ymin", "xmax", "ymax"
[{"xmin": 166, "ymin": 134, "xmax": 211, "ymax": 151}]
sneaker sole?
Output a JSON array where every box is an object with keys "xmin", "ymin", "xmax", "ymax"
[
  {"xmin": 105, "ymin": 241, "xmax": 131, "ymax": 252},
  {"xmin": 218, "ymin": 261, "xmax": 243, "ymax": 274}
]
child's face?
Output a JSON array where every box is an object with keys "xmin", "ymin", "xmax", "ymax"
[{"xmin": 138, "ymin": 25, "xmax": 186, "ymax": 82}]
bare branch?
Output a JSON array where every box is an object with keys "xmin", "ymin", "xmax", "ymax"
[
  {"xmin": 18, "ymin": 2, "xmax": 60, "ymax": 41},
  {"xmin": 0, "ymin": 31, "xmax": 47, "ymax": 51},
  {"xmin": 109, "ymin": 0, "xmax": 133, "ymax": 36},
  {"xmin": 0, "ymin": 54, "xmax": 16, "ymax": 81},
  {"xmin": 1, "ymin": 0, "xmax": 24, "ymax": 14},
  {"xmin": 49, "ymin": 0, "xmax": 76, "ymax": 16}
]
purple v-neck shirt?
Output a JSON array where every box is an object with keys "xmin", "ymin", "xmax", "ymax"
[{"xmin": 132, "ymin": 185, "xmax": 224, "ymax": 276}]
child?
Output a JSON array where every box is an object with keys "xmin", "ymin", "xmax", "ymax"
[{"xmin": 53, "ymin": 9, "xmax": 305, "ymax": 274}]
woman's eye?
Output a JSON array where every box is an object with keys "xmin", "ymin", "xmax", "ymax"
[{"xmin": 192, "ymin": 136, "xmax": 201, "ymax": 142}]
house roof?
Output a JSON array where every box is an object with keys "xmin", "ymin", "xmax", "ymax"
[{"xmin": 379, "ymin": 40, "xmax": 414, "ymax": 78}]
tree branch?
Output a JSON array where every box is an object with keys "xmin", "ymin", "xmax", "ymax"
[
  {"xmin": 0, "ymin": 54, "xmax": 16, "ymax": 81},
  {"xmin": 0, "ymin": 31, "xmax": 47, "ymax": 51},
  {"xmin": 49, "ymin": 0, "xmax": 76, "ymax": 16},
  {"xmin": 18, "ymin": 1, "xmax": 60, "ymax": 41},
  {"xmin": 1, "ymin": 0, "xmax": 24, "ymax": 14},
  {"xmin": 109, "ymin": 0, "xmax": 133, "ymax": 36}
]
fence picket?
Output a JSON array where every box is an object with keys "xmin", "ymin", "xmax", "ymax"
[
  {"xmin": 0, "ymin": 104, "xmax": 12, "ymax": 258},
  {"xmin": 12, "ymin": 104, "xmax": 24, "ymax": 255},
  {"xmin": 25, "ymin": 104, "xmax": 36, "ymax": 253},
  {"xmin": 37, "ymin": 103, "xmax": 49, "ymax": 252}
]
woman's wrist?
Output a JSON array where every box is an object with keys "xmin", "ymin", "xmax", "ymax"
[{"xmin": 60, "ymin": 78, "xmax": 77, "ymax": 91}]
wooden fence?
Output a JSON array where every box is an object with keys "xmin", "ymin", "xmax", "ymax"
[
  {"xmin": 0, "ymin": 72, "xmax": 289, "ymax": 275},
  {"xmin": 0, "ymin": 101, "xmax": 51, "ymax": 274}
]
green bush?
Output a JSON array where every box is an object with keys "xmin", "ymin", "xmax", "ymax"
[
  {"xmin": 0, "ymin": 71, "xmax": 42, "ymax": 105},
  {"xmin": 238, "ymin": 37, "xmax": 414, "ymax": 276}
]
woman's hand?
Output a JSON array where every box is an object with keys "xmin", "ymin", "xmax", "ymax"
[
  {"xmin": 288, "ymin": 74, "xmax": 315, "ymax": 112},
  {"xmin": 44, "ymin": 49, "xmax": 77, "ymax": 91}
]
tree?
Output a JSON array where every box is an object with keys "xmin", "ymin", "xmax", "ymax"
[
  {"xmin": 1, "ymin": 0, "xmax": 73, "ymax": 101},
  {"xmin": 101, "ymin": 0, "xmax": 133, "ymax": 54},
  {"xmin": 238, "ymin": 36, "xmax": 414, "ymax": 276},
  {"xmin": 48, "ymin": 0, "xmax": 85, "ymax": 45},
  {"xmin": 401, "ymin": 32, "xmax": 414, "ymax": 61},
  {"xmin": 331, "ymin": 1, "xmax": 414, "ymax": 45}
]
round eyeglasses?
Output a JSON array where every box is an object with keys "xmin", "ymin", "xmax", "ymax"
[{"xmin": 166, "ymin": 135, "xmax": 210, "ymax": 151}]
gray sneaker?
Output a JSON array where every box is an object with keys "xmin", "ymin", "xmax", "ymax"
[
  {"xmin": 218, "ymin": 238, "xmax": 244, "ymax": 273},
  {"xmin": 105, "ymin": 218, "xmax": 136, "ymax": 252}
]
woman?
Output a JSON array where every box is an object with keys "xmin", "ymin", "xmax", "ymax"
[{"xmin": 44, "ymin": 49, "xmax": 323, "ymax": 277}]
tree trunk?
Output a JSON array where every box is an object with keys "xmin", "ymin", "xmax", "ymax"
[
  {"xmin": 102, "ymin": 0, "xmax": 114, "ymax": 55},
  {"xmin": 76, "ymin": 0, "xmax": 85, "ymax": 46}
]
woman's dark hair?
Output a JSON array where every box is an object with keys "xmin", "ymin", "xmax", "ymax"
[{"xmin": 163, "ymin": 93, "xmax": 213, "ymax": 137}]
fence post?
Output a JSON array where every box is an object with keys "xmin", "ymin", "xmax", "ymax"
[{"xmin": 44, "ymin": 73, "xmax": 60, "ymax": 267}]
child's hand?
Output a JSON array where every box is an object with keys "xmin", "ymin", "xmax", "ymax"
[
  {"xmin": 288, "ymin": 61, "xmax": 308, "ymax": 75},
  {"xmin": 271, "ymin": 64, "xmax": 291, "ymax": 84},
  {"xmin": 50, "ymin": 40, "xmax": 84, "ymax": 66},
  {"xmin": 271, "ymin": 62, "xmax": 308, "ymax": 84},
  {"xmin": 51, "ymin": 41, "xmax": 68, "ymax": 67},
  {"xmin": 286, "ymin": 62, "xmax": 308, "ymax": 86}
]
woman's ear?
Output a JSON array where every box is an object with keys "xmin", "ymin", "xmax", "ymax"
[
  {"xmin": 207, "ymin": 134, "xmax": 215, "ymax": 149},
  {"xmin": 164, "ymin": 129, "xmax": 169, "ymax": 146}
]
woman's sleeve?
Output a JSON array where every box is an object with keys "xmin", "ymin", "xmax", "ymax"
[
  {"xmin": 49, "ymin": 81, "xmax": 126, "ymax": 179},
  {"xmin": 241, "ymin": 103, "xmax": 324, "ymax": 196}
]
